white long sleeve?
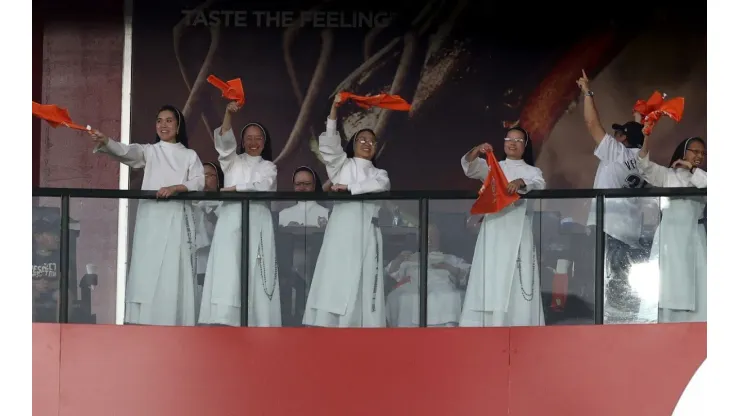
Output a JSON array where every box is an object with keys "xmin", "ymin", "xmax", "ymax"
[
  {"xmin": 636, "ymin": 152, "xmax": 669, "ymax": 187},
  {"xmin": 318, "ymin": 118, "xmax": 349, "ymax": 183},
  {"xmin": 234, "ymin": 162, "xmax": 278, "ymax": 192},
  {"xmin": 460, "ymin": 154, "xmax": 489, "ymax": 182},
  {"xmin": 184, "ymin": 152, "xmax": 205, "ymax": 192},
  {"xmin": 348, "ymin": 169, "xmax": 390, "ymax": 194},
  {"xmin": 690, "ymin": 168, "xmax": 707, "ymax": 188},
  {"xmin": 520, "ymin": 167, "xmax": 546, "ymax": 194},
  {"xmin": 214, "ymin": 126, "xmax": 238, "ymax": 172},
  {"xmin": 94, "ymin": 139, "xmax": 147, "ymax": 169}
]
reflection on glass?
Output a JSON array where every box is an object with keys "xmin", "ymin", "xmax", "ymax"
[
  {"xmin": 32, "ymin": 200, "xmax": 63, "ymax": 323},
  {"xmin": 602, "ymin": 196, "xmax": 659, "ymax": 324},
  {"xmin": 386, "ymin": 223, "xmax": 468, "ymax": 327}
]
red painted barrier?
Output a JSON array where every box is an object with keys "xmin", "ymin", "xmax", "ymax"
[{"xmin": 32, "ymin": 323, "xmax": 705, "ymax": 416}]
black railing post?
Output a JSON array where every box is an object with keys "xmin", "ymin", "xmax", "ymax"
[
  {"xmin": 418, "ymin": 198, "xmax": 429, "ymax": 328},
  {"xmin": 240, "ymin": 200, "xmax": 250, "ymax": 327},
  {"xmin": 594, "ymin": 195, "xmax": 605, "ymax": 325},
  {"xmin": 59, "ymin": 195, "xmax": 71, "ymax": 324}
]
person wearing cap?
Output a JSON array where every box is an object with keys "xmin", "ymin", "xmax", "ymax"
[
  {"xmin": 90, "ymin": 105, "xmax": 205, "ymax": 326},
  {"xmin": 303, "ymin": 93, "xmax": 391, "ymax": 328},
  {"xmin": 198, "ymin": 101, "xmax": 281, "ymax": 327},
  {"xmin": 577, "ymin": 70, "xmax": 648, "ymax": 317}
]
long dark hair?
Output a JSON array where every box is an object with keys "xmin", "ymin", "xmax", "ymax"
[
  {"xmin": 293, "ymin": 166, "xmax": 323, "ymax": 193},
  {"xmin": 343, "ymin": 128, "xmax": 378, "ymax": 165},
  {"xmin": 506, "ymin": 126, "xmax": 535, "ymax": 166},
  {"xmin": 670, "ymin": 137, "xmax": 705, "ymax": 166},
  {"xmin": 239, "ymin": 122, "xmax": 273, "ymax": 161},
  {"xmin": 203, "ymin": 162, "xmax": 224, "ymax": 189},
  {"xmin": 154, "ymin": 105, "xmax": 189, "ymax": 148}
]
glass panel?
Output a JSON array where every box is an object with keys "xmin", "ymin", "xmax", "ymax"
[
  {"xmin": 604, "ymin": 195, "xmax": 707, "ymax": 324},
  {"xmin": 32, "ymin": 197, "xmax": 62, "ymax": 323},
  {"xmin": 68, "ymin": 197, "xmax": 120, "ymax": 324},
  {"xmin": 194, "ymin": 199, "xmax": 243, "ymax": 327},
  {"xmin": 274, "ymin": 198, "xmax": 330, "ymax": 327},
  {"xmin": 294, "ymin": 198, "xmax": 420, "ymax": 328},
  {"xmin": 536, "ymin": 198, "xmax": 597, "ymax": 325},
  {"xmin": 602, "ymin": 196, "xmax": 660, "ymax": 324}
]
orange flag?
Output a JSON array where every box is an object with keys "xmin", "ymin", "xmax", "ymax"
[
  {"xmin": 32, "ymin": 102, "xmax": 89, "ymax": 131},
  {"xmin": 337, "ymin": 92, "xmax": 411, "ymax": 111},
  {"xmin": 207, "ymin": 75, "xmax": 245, "ymax": 106},
  {"xmin": 633, "ymin": 91, "xmax": 684, "ymax": 135},
  {"xmin": 470, "ymin": 150, "xmax": 520, "ymax": 215}
]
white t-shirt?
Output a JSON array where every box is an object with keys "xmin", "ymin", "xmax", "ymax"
[{"xmin": 587, "ymin": 133, "xmax": 647, "ymax": 247}]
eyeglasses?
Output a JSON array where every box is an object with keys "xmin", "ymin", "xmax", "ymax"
[
  {"xmin": 357, "ymin": 138, "xmax": 376, "ymax": 146},
  {"xmin": 294, "ymin": 181, "xmax": 314, "ymax": 187},
  {"xmin": 686, "ymin": 148, "xmax": 706, "ymax": 157},
  {"xmin": 504, "ymin": 137, "xmax": 526, "ymax": 144}
]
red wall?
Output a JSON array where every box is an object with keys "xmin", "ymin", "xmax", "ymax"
[{"xmin": 33, "ymin": 323, "xmax": 705, "ymax": 416}]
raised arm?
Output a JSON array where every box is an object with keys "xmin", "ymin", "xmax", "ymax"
[
  {"xmin": 347, "ymin": 168, "xmax": 390, "ymax": 195},
  {"xmin": 577, "ymin": 70, "xmax": 607, "ymax": 145},
  {"xmin": 318, "ymin": 95, "xmax": 349, "ymax": 182},
  {"xmin": 89, "ymin": 129, "xmax": 146, "ymax": 168},
  {"xmin": 233, "ymin": 161, "xmax": 277, "ymax": 192},
  {"xmin": 214, "ymin": 101, "xmax": 241, "ymax": 172},
  {"xmin": 461, "ymin": 143, "xmax": 492, "ymax": 182}
]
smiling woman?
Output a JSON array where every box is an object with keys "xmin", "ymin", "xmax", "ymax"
[{"xmin": 90, "ymin": 104, "xmax": 205, "ymax": 326}]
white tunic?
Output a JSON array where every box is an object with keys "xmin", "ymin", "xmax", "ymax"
[
  {"xmin": 587, "ymin": 134, "xmax": 649, "ymax": 247},
  {"xmin": 303, "ymin": 117, "xmax": 390, "ymax": 328},
  {"xmin": 279, "ymin": 201, "xmax": 330, "ymax": 227},
  {"xmin": 386, "ymin": 252, "xmax": 469, "ymax": 327},
  {"xmin": 459, "ymin": 156, "xmax": 546, "ymax": 327},
  {"xmin": 636, "ymin": 153, "xmax": 707, "ymax": 323},
  {"xmin": 198, "ymin": 127, "xmax": 281, "ymax": 327},
  {"xmin": 94, "ymin": 139, "xmax": 204, "ymax": 326}
]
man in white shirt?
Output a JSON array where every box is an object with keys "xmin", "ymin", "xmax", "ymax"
[{"xmin": 577, "ymin": 71, "xmax": 647, "ymax": 318}]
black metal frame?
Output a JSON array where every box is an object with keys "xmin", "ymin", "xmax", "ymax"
[{"xmin": 33, "ymin": 186, "xmax": 706, "ymax": 326}]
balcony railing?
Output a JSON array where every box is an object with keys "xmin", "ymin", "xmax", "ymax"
[{"xmin": 32, "ymin": 186, "xmax": 707, "ymax": 327}]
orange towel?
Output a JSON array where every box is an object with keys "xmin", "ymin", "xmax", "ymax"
[
  {"xmin": 207, "ymin": 75, "xmax": 245, "ymax": 106},
  {"xmin": 337, "ymin": 92, "xmax": 411, "ymax": 111},
  {"xmin": 32, "ymin": 102, "xmax": 89, "ymax": 131},
  {"xmin": 470, "ymin": 150, "xmax": 520, "ymax": 215},
  {"xmin": 633, "ymin": 91, "xmax": 684, "ymax": 135}
]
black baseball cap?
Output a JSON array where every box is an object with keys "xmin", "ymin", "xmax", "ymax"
[{"xmin": 611, "ymin": 121, "xmax": 645, "ymax": 148}]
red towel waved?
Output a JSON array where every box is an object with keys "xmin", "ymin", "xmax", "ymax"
[
  {"xmin": 32, "ymin": 102, "xmax": 89, "ymax": 131},
  {"xmin": 470, "ymin": 150, "xmax": 520, "ymax": 215},
  {"xmin": 207, "ymin": 75, "xmax": 245, "ymax": 106},
  {"xmin": 633, "ymin": 91, "xmax": 685, "ymax": 135},
  {"xmin": 337, "ymin": 92, "xmax": 411, "ymax": 111}
]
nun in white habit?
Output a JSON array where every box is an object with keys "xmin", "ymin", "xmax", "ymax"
[
  {"xmin": 303, "ymin": 93, "xmax": 391, "ymax": 328},
  {"xmin": 636, "ymin": 135, "xmax": 707, "ymax": 323},
  {"xmin": 459, "ymin": 127, "xmax": 546, "ymax": 327},
  {"xmin": 199, "ymin": 101, "xmax": 281, "ymax": 327},
  {"xmin": 89, "ymin": 105, "xmax": 205, "ymax": 326}
]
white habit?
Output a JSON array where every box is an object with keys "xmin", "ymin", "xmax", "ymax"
[
  {"xmin": 386, "ymin": 252, "xmax": 469, "ymax": 327},
  {"xmin": 303, "ymin": 117, "xmax": 390, "ymax": 328},
  {"xmin": 279, "ymin": 201, "xmax": 330, "ymax": 227},
  {"xmin": 636, "ymin": 153, "xmax": 707, "ymax": 323},
  {"xmin": 587, "ymin": 133, "xmax": 651, "ymax": 247},
  {"xmin": 94, "ymin": 139, "xmax": 204, "ymax": 326},
  {"xmin": 198, "ymin": 127, "xmax": 281, "ymax": 327},
  {"xmin": 459, "ymin": 155, "xmax": 546, "ymax": 327}
]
